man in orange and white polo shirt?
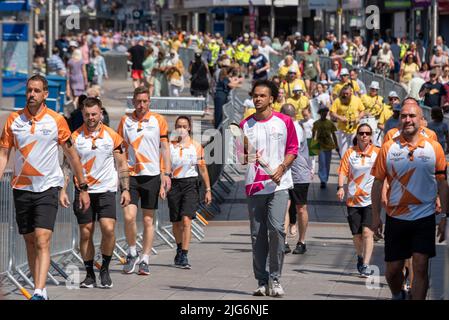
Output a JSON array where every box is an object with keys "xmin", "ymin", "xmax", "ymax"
[
  {"xmin": 371, "ymin": 98, "xmax": 448, "ymax": 300},
  {"xmin": 383, "ymin": 124, "xmax": 438, "ymax": 143},
  {"xmin": 60, "ymin": 97, "xmax": 130, "ymax": 289},
  {"xmin": 0, "ymin": 75, "xmax": 90, "ymax": 300},
  {"xmin": 117, "ymin": 86, "xmax": 171, "ymax": 276}
]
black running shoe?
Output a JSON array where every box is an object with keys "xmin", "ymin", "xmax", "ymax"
[
  {"xmin": 179, "ymin": 253, "xmax": 191, "ymax": 269},
  {"xmin": 99, "ymin": 268, "xmax": 113, "ymax": 288},
  {"xmin": 292, "ymin": 242, "xmax": 307, "ymax": 254},
  {"xmin": 80, "ymin": 273, "xmax": 97, "ymax": 288}
]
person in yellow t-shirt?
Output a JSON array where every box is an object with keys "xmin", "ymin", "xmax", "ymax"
[
  {"xmin": 330, "ymin": 85, "xmax": 365, "ymax": 156},
  {"xmin": 361, "ymin": 81, "xmax": 384, "ymax": 118},
  {"xmin": 332, "ymin": 68, "xmax": 361, "ymax": 99},
  {"xmin": 280, "ymin": 67, "xmax": 306, "ymax": 99},
  {"xmin": 278, "ymin": 55, "xmax": 300, "ymax": 80},
  {"xmin": 272, "ymin": 88, "xmax": 287, "ymax": 112},
  {"xmin": 286, "ymin": 85, "xmax": 309, "ymax": 120}
]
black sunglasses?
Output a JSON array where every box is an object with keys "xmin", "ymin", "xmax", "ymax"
[{"xmin": 358, "ymin": 131, "xmax": 372, "ymax": 136}]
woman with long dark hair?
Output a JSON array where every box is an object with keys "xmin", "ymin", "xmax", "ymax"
[
  {"xmin": 167, "ymin": 116, "xmax": 212, "ymax": 269},
  {"xmin": 337, "ymin": 123, "xmax": 379, "ymax": 277}
]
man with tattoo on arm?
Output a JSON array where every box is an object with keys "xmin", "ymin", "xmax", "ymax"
[
  {"xmin": 0, "ymin": 75, "xmax": 90, "ymax": 300},
  {"xmin": 60, "ymin": 97, "xmax": 130, "ymax": 289}
]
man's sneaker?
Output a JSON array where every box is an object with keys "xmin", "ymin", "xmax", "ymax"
[
  {"xmin": 284, "ymin": 243, "xmax": 291, "ymax": 254},
  {"xmin": 174, "ymin": 248, "xmax": 182, "ymax": 266},
  {"xmin": 80, "ymin": 273, "xmax": 97, "ymax": 288},
  {"xmin": 30, "ymin": 294, "xmax": 46, "ymax": 300},
  {"xmin": 357, "ymin": 256, "xmax": 364, "ymax": 274},
  {"xmin": 269, "ymin": 279, "xmax": 285, "ymax": 297},
  {"xmin": 320, "ymin": 182, "xmax": 326, "ymax": 189},
  {"xmin": 359, "ymin": 264, "xmax": 371, "ymax": 278},
  {"xmin": 99, "ymin": 268, "xmax": 113, "ymax": 288},
  {"xmin": 253, "ymin": 284, "xmax": 268, "ymax": 296},
  {"xmin": 123, "ymin": 254, "xmax": 139, "ymax": 274},
  {"xmin": 179, "ymin": 253, "xmax": 191, "ymax": 269},
  {"xmin": 138, "ymin": 260, "xmax": 150, "ymax": 275},
  {"xmin": 292, "ymin": 242, "xmax": 307, "ymax": 254}
]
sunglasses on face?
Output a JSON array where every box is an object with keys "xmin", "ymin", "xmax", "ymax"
[{"xmin": 358, "ymin": 131, "xmax": 372, "ymax": 136}]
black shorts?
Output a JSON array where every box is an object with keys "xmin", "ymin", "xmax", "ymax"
[
  {"xmin": 289, "ymin": 183, "xmax": 310, "ymax": 206},
  {"xmin": 167, "ymin": 177, "xmax": 199, "ymax": 222},
  {"xmin": 384, "ymin": 214, "xmax": 436, "ymax": 262},
  {"xmin": 347, "ymin": 206, "xmax": 373, "ymax": 235},
  {"xmin": 129, "ymin": 175, "xmax": 161, "ymax": 210},
  {"xmin": 74, "ymin": 191, "xmax": 116, "ymax": 225},
  {"xmin": 13, "ymin": 187, "xmax": 59, "ymax": 235}
]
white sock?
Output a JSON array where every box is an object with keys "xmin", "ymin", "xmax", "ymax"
[
  {"xmin": 42, "ymin": 288, "xmax": 48, "ymax": 299},
  {"xmin": 128, "ymin": 245, "xmax": 137, "ymax": 257},
  {"xmin": 141, "ymin": 254, "xmax": 150, "ymax": 264},
  {"xmin": 34, "ymin": 288, "xmax": 43, "ymax": 296}
]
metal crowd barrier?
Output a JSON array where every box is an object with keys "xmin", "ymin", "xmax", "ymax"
[{"xmin": 126, "ymin": 96, "xmax": 207, "ymax": 116}]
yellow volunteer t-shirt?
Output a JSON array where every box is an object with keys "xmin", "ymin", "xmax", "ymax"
[
  {"xmin": 280, "ymin": 79, "xmax": 306, "ymax": 98},
  {"xmin": 361, "ymin": 94, "xmax": 384, "ymax": 118},
  {"xmin": 332, "ymin": 80, "xmax": 361, "ymax": 97},
  {"xmin": 377, "ymin": 104, "xmax": 393, "ymax": 126},
  {"xmin": 330, "ymin": 96, "xmax": 365, "ymax": 134},
  {"xmin": 287, "ymin": 95, "xmax": 309, "ymax": 120},
  {"xmin": 278, "ymin": 65, "xmax": 301, "ymax": 80}
]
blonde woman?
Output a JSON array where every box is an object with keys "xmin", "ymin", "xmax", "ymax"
[{"xmin": 166, "ymin": 50, "xmax": 185, "ymax": 97}]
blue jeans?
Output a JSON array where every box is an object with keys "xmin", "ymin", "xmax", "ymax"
[{"xmin": 318, "ymin": 150, "xmax": 332, "ymax": 183}]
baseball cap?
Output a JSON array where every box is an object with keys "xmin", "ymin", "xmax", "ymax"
[
  {"xmin": 388, "ymin": 91, "xmax": 399, "ymax": 98},
  {"xmin": 69, "ymin": 40, "xmax": 78, "ymax": 47},
  {"xmin": 252, "ymin": 45, "xmax": 259, "ymax": 50},
  {"xmin": 244, "ymin": 33, "xmax": 249, "ymax": 38},
  {"xmin": 288, "ymin": 66, "xmax": 297, "ymax": 73},
  {"xmin": 340, "ymin": 68, "xmax": 349, "ymax": 76},
  {"xmin": 295, "ymin": 32, "xmax": 301, "ymax": 37}
]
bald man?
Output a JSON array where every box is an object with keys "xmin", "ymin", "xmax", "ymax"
[{"xmin": 371, "ymin": 98, "xmax": 448, "ymax": 300}]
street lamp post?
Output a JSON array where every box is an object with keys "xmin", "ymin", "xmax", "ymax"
[
  {"xmin": 270, "ymin": 0, "xmax": 275, "ymax": 38},
  {"xmin": 297, "ymin": 0, "xmax": 303, "ymax": 34},
  {"xmin": 46, "ymin": 0, "xmax": 54, "ymax": 59},
  {"xmin": 431, "ymin": 0, "xmax": 438, "ymax": 47},
  {"xmin": 337, "ymin": 0, "xmax": 342, "ymax": 42}
]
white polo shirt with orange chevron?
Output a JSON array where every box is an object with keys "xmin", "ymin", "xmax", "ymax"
[
  {"xmin": 170, "ymin": 139, "xmax": 205, "ymax": 179},
  {"xmin": 117, "ymin": 111, "xmax": 168, "ymax": 177},
  {"xmin": 338, "ymin": 144, "xmax": 379, "ymax": 207},
  {"xmin": 371, "ymin": 135, "xmax": 447, "ymax": 221},
  {"xmin": 383, "ymin": 126, "xmax": 437, "ymax": 143},
  {"xmin": 72, "ymin": 123, "xmax": 123, "ymax": 193},
  {"xmin": 0, "ymin": 105, "xmax": 71, "ymax": 192}
]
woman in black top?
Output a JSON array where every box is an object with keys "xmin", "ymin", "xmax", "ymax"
[{"xmin": 189, "ymin": 52, "xmax": 210, "ymax": 97}]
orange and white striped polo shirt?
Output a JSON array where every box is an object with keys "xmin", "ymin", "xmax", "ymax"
[
  {"xmin": 371, "ymin": 135, "xmax": 447, "ymax": 221},
  {"xmin": 338, "ymin": 144, "xmax": 379, "ymax": 207},
  {"xmin": 117, "ymin": 111, "xmax": 168, "ymax": 177},
  {"xmin": 0, "ymin": 105, "xmax": 71, "ymax": 192},
  {"xmin": 383, "ymin": 126, "xmax": 437, "ymax": 143},
  {"xmin": 72, "ymin": 123, "xmax": 123, "ymax": 193},
  {"xmin": 170, "ymin": 139, "xmax": 205, "ymax": 179}
]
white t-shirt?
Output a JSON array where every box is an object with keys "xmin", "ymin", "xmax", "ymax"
[
  {"xmin": 300, "ymin": 118, "xmax": 314, "ymax": 139},
  {"xmin": 239, "ymin": 111, "xmax": 299, "ymax": 196},
  {"xmin": 291, "ymin": 122, "xmax": 313, "ymax": 184}
]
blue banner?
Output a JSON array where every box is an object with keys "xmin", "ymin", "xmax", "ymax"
[
  {"xmin": 0, "ymin": 0, "xmax": 29, "ymax": 11},
  {"xmin": 2, "ymin": 23, "xmax": 28, "ymax": 41}
]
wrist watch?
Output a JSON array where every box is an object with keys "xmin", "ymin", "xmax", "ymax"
[
  {"xmin": 205, "ymin": 188, "xmax": 212, "ymax": 192},
  {"xmin": 164, "ymin": 172, "xmax": 172, "ymax": 178},
  {"xmin": 79, "ymin": 183, "xmax": 89, "ymax": 192},
  {"xmin": 337, "ymin": 185, "xmax": 344, "ymax": 191}
]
